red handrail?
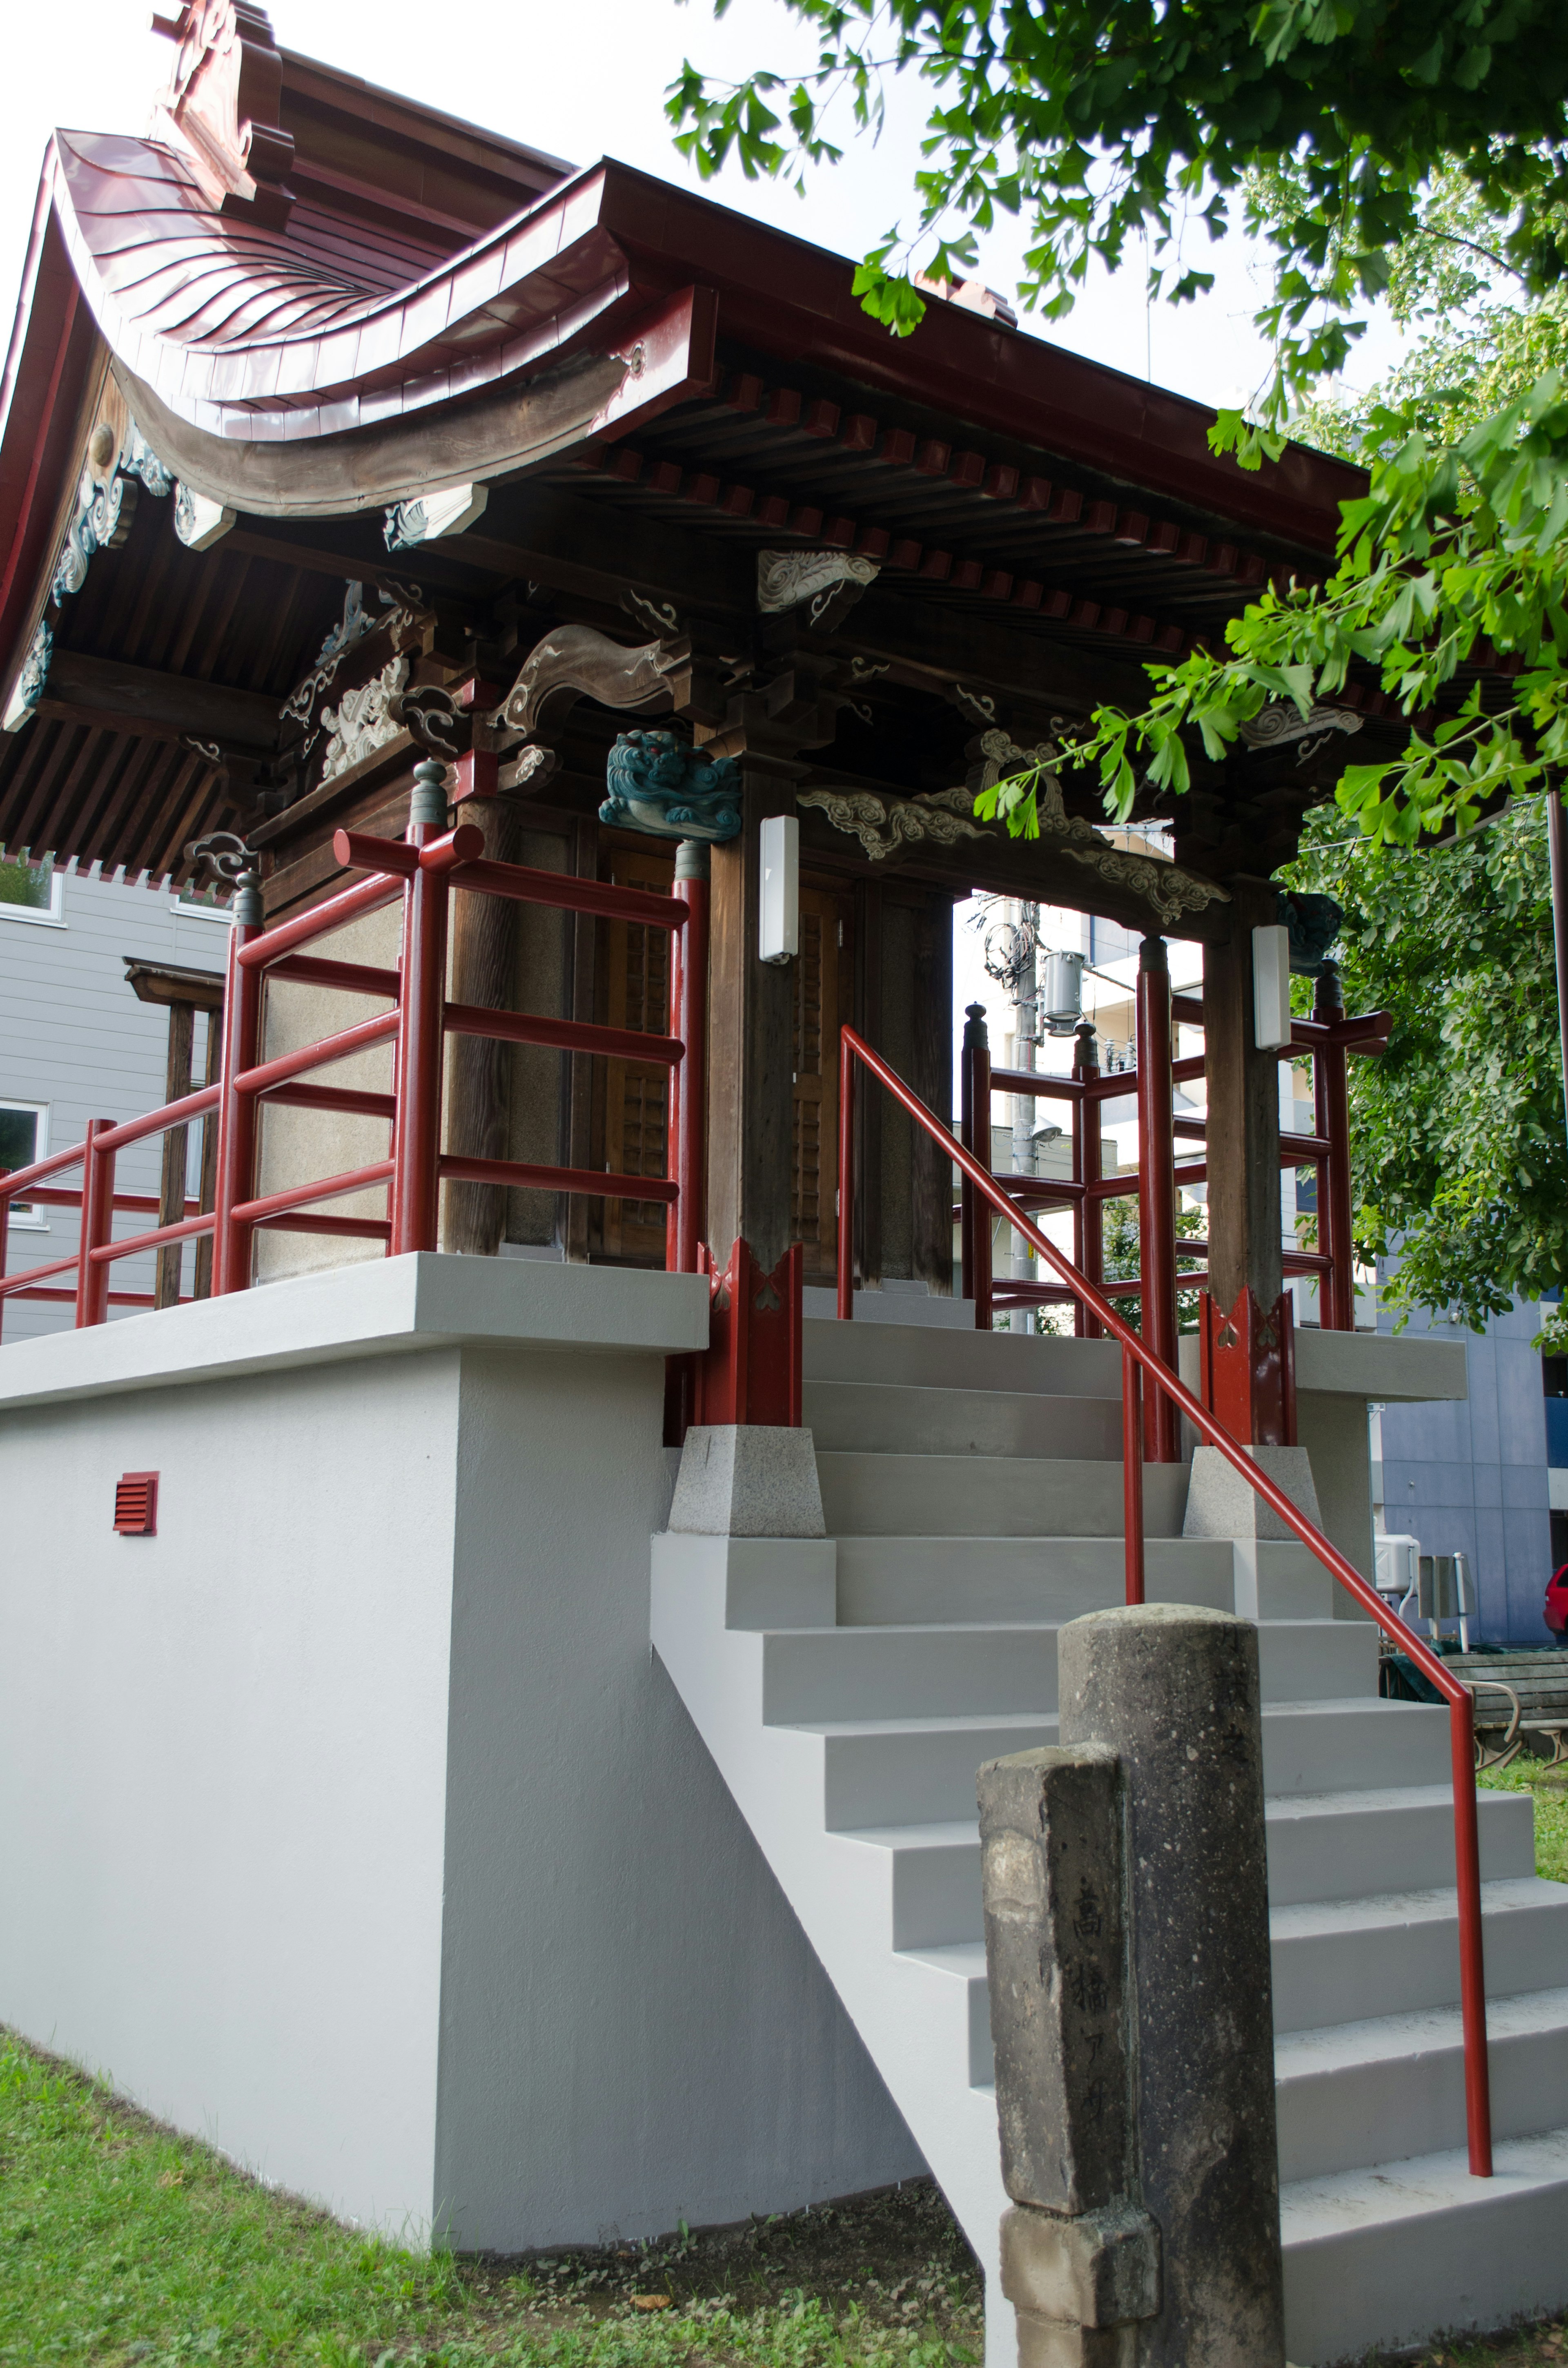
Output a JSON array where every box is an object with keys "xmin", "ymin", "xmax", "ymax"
[
  {"xmin": 0, "ymin": 771, "xmax": 709, "ymax": 1327},
  {"xmin": 970, "ymin": 970, "xmax": 1387, "ymax": 1338},
  {"xmin": 836, "ymin": 1019, "xmax": 1492, "ymax": 2178}
]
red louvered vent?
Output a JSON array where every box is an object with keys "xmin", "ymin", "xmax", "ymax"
[{"xmin": 114, "ymin": 1472, "xmax": 158, "ymax": 1536}]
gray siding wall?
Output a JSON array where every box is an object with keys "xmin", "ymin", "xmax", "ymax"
[
  {"xmin": 0, "ymin": 867, "xmax": 227, "ymax": 1341},
  {"xmin": 1377, "ymin": 1293, "xmax": 1553, "ymax": 1645}
]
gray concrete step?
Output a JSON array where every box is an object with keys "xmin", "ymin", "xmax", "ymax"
[
  {"xmin": 1276, "ymin": 1987, "xmax": 1568, "ymax": 2184},
  {"xmin": 1270, "ymin": 1875, "xmax": 1568, "ymax": 2033},
  {"xmin": 797, "ymin": 1697, "xmax": 1450, "ymax": 1828},
  {"xmin": 835, "ymin": 1535, "xmax": 1333, "ymax": 1625},
  {"xmin": 836, "ymin": 1786, "xmax": 1535, "ymax": 1953},
  {"xmin": 804, "ymin": 1379, "xmax": 1123, "ymax": 1460},
  {"xmin": 804, "ymin": 1316, "xmax": 1123, "ymax": 1398},
  {"xmin": 816, "ymin": 1450, "xmax": 1190, "ymax": 1538}
]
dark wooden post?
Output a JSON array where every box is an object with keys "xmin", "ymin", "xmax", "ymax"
[
  {"xmin": 155, "ymin": 1000, "xmax": 195, "ymax": 1307},
  {"xmin": 911, "ymin": 888, "xmax": 955, "ymax": 1295},
  {"xmin": 960, "ymin": 1001, "xmax": 983, "ymax": 1313},
  {"xmin": 1314, "ymin": 959, "xmax": 1355, "ymax": 1331},
  {"xmin": 1198, "ymin": 880, "xmax": 1295, "ymax": 1445},
  {"xmin": 852, "ymin": 876, "xmax": 884, "ymax": 1290},
  {"xmin": 124, "ymin": 957, "xmax": 227, "ymax": 1307},
  {"xmin": 1203, "ymin": 882, "xmax": 1283, "ymax": 1319},
  {"xmin": 442, "ymin": 790, "xmax": 519, "ymax": 1256},
  {"xmin": 706, "ymin": 761, "xmax": 800, "ymax": 1272},
  {"xmin": 1073, "ymin": 1019, "xmax": 1102, "ymax": 1341},
  {"xmin": 1135, "ymin": 936, "xmax": 1180, "ymax": 1460},
  {"xmin": 193, "ymin": 1006, "xmax": 220, "ymax": 1300}
]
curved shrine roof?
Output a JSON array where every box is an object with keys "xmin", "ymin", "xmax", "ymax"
[{"xmin": 0, "ymin": 11, "xmax": 1389, "ymax": 895}]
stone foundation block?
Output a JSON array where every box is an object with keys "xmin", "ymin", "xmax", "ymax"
[
  {"xmin": 1182, "ymin": 1441, "xmax": 1321, "ymax": 1542},
  {"xmin": 1001, "ymin": 2201, "xmax": 1161, "ymax": 2329},
  {"xmin": 668, "ymin": 1425, "xmax": 825, "ymax": 1538}
]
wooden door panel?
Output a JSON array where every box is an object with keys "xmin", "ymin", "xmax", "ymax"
[{"xmin": 602, "ymin": 844, "xmax": 674, "ymax": 1262}]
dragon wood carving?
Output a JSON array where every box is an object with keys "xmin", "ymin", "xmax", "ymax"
[
  {"xmin": 601, "ymin": 731, "xmax": 741, "ymax": 843},
  {"xmin": 797, "ymin": 785, "xmax": 989, "ymax": 861}
]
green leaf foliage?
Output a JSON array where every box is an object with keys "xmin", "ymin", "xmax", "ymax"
[
  {"xmin": 666, "ymin": 2, "xmax": 1568, "ymax": 432},
  {"xmin": 1281, "ymin": 798, "xmax": 1568, "ymax": 1329}
]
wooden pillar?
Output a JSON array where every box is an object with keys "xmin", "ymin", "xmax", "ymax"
[
  {"xmin": 193, "ymin": 1009, "xmax": 220, "ymax": 1300},
  {"xmin": 852, "ymin": 876, "xmax": 884, "ymax": 1288},
  {"xmin": 441, "ymin": 793, "xmax": 519, "ymax": 1255},
  {"xmin": 1198, "ymin": 878, "xmax": 1296, "ymax": 1447},
  {"xmin": 706, "ymin": 763, "xmax": 799, "ymax": 1271},
  {"xmin": 1204, "ymin": 879, "xmax": 1283, "ymax": 1313},
  {"xmin": 911, "ymin": 889, "xmax": 955, "ymax": 1293},
  {"xmin": 1135, "ymin": 936, "xmax": 1180, "ymax": 1460},
  {"xmin": 1073, "ymin": 1020, "xmax": 1102, "ymax": 1340},
  {"xmin": 154, "ymin": 1001, "xmax": 195, "ymax": 1308},
  {"xmin": 564, "ymin": 816, "xmax": 598, "ymax": 1263},
  {"xmin": 1314, "ymin": 960, "xmax": 1355, "ymax": 1331}
]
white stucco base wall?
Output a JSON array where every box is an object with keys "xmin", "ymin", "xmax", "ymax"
[{"xmin": 0, "ymin": 1256, "xmax": 922, "ymax": 2247}]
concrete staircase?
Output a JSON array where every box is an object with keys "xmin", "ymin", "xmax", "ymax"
[{"xmin": 650, "ymin": 1317, "xmax": 1568, "ymax": 2365}]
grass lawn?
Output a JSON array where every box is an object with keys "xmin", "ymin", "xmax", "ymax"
[
  {"xmin": 1477, "ymin": 1756, "xmax": 1568, "ymax": 1882},
  {"xmin": 0, "ymin": 2033, "xmax": 981, "ymax": 2366},
  {"xmin": 4, "ymin": 1768, "xmax": 1566, "ymax": 2368}
]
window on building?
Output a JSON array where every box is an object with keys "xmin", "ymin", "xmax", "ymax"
[
  {"xmin": 0, "ymin": 848, "xmax": 64, "ymax": 924},
  {"xmin": 0, "ymin": 1100, "xmax": 49, "ymax": 1226}
]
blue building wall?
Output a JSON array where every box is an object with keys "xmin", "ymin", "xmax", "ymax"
[{"xmin": 1376, "ymin": 1288, "xmax": 1555, "ymax": 1645}]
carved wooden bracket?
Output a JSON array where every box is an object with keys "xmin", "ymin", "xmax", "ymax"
[
  {"xmin": 490, "ymin": 622, "xmax": 684, "ymax": 748},
  {"xmin": 153, "ymin": 0, "xmax": 297, "ymax": 232}
]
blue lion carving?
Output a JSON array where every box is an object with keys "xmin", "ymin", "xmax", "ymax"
[{"xmin": 600, "ymin": 730, "xmax": 742, "ymax": 844}]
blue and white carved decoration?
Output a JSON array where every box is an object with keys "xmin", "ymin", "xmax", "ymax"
[
  {"xmin": 601, "ymin": 730, "xmax": 742, "ymax": 844},
  {"xmin": 384, "ymin": 482, "xmax": 488, "ymax": 550},
  {"xmin": 174, "ymin": 482, "xmax": 236, "ymax": 552},
  {"xmin": 51, "ymin": 461, "xmax": 136, "ymax": 604},
  {"xmin": 1, "ymin": 619, "xmax": 53, "ymax": 733},
  {"xmin": 122, "ymin": 425, "xmax": 174, "ymax": 497}
]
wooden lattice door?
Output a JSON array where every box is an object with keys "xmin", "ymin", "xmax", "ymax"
[{"xmin": 601, "ymin": 843, "xmax": 675, "ymax": 1262}]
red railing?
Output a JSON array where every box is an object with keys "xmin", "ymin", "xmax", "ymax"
[
  {"xmin": 838, "ymin": 1018, "xmax": 1493, "ymax": 2181},
  {"xmin": 0, "ymin": 1096, "xmax": 218, "ymax": 1335},
  {"xmin": 0, "ymin": 762, "xmax": 708, "ymax": 1324},
  {"xmin": 961, "ymin": 962, "xmax": 1389, "ymax": 1353}
]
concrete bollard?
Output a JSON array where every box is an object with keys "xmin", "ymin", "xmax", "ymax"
[
  {"xmin": 980, "ymin": 1603, "xmax": 1284, "ymax": 2368},
  {"xmin": 1060, "ymin": 1604, "xmax": 1284, "ymax": 2368}
]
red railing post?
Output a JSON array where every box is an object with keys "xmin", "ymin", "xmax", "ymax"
[
  {"xmin": 1314, "ymin": 960, "xmax": 1356, "ymax": 1330},
  {"xmin": 1136, "ymin": 936, "xmax": 1179, "ymax": 1458},
  {"xmin": 672, "ymin": 841, "xmax": 708, "ymax": 1274},
  {"xmin": 213, "ymin": 870, "xmax": 265, "ymax": 1295},
  {"xmin": 838, "ymin": 1024, "xmax": 856, "ymax": 1320},
  {"xmin": 0, "ymin": 1173, "xmax": 9, "ymax": 1345},
  {"xmin": 1451, "ymin": 1692, "xmax": 1493, "ymax": 2173},
  {"xmin": 394, "ymin": 761, "xmax": 454, "ymax": 1256},
  {"xmin": 961, "ymin": 1006, "xmax": 993, "ymax": 1331},
  {"xmin": 1073, "ymin": 1019, "xmax": 1102, "ymax": 1341},
  {"xmin": 1122, "ymin": 1343, "xmax": 1145, "ymax": 1606},
  {"xmin": 74, "ymin": 1120, "xmax": 116, "ymax": 1328}
]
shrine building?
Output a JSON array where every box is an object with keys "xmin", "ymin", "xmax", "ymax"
[{"xmin": 2, "ymin": 11, "xmax": 1565, "ymax": 2367}]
